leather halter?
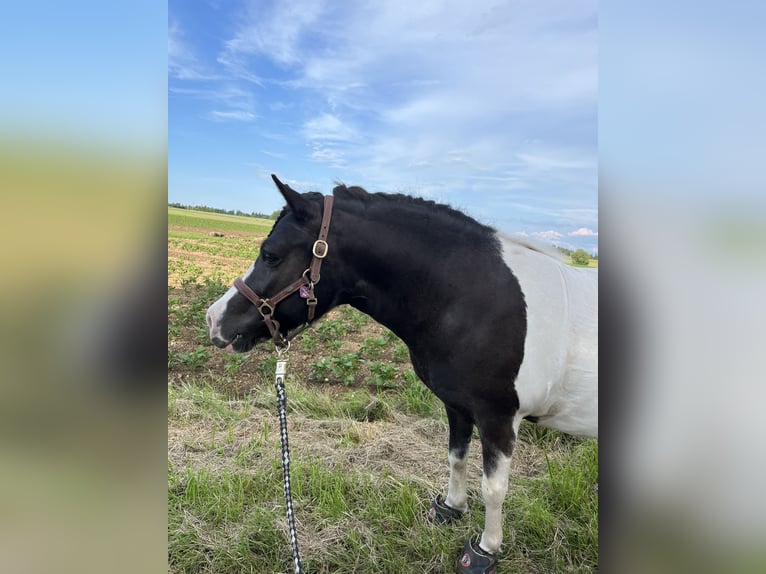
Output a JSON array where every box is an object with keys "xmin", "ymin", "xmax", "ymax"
[{"xmin": 233, "ymin": 195, "xmax": 334, "ymax": 348}]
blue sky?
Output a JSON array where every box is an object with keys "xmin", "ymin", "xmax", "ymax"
[{"xmin": 169, "ymin": 0, "xmax": 598, "ymax": 254}]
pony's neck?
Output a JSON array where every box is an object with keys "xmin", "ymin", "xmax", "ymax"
[
  {"xmin": 336, "ymin": 213, "xmax": 460, "ymax": 346},
  {"xmin": 326, "ymin": 195, "xmax": 525, "ymax": 382},
  {"xmin": 346, "ymin": 265, "xmax": 439, "ymax": 347}
]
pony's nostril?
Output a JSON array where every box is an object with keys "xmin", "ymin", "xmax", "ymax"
[
  {"xmin": 211, "ymin": 336, "xmax": 228, "ymax": 349},
  {"xmin": 206, "ymin": 312, "xmax": 213, "ymax": 328}
]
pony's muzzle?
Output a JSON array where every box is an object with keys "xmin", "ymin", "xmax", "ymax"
[{"xmin": 205, "ymin": 305, "xmax": 229, "ymax": 347}]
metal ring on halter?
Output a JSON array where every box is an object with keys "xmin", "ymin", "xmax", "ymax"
[
  {"xmin": 312, "ymin": 240, "xmax": 329, "ymax": 258},
  {"xmin": 258, "ymin": 299, "xmax": 275, "ymax": 317},
  {"xmin": 276, "ymin": 340, "xmax": 291, "ymax": 355}
]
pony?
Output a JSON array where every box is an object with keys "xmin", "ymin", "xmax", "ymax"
[{"xmin": 206, "ymin": 175, "xmax": 598, "ymax": 573}]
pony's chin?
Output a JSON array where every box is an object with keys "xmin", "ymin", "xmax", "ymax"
[{"xmin": 230, "ymin": 334, "xmax": 257, "ymax": 353}]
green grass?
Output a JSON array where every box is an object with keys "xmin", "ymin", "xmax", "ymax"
[
  {"xmin": 510, "ymin": 440, "xmax": 599, "ymax": 572},
  {"xmin": 168, "ymin": 374, "xmax": 598, "ymax": 573},
  {"xmin": 169, "ymin": 207, "xmax": 274, "ymax": 235},
  {"xmin": 287, "ymin": 385, "xmax": 394, "ymax": 423},
  {"xmin": 397, "ymin": 371, "xmax": 441, "ymax": 417},
  {"xmin": 168, "ymin": 208, "xmax": 271, "ymax": 286},
  {"xmin": 169, "ymin": 380, "xmax": 254, "ymax": 424},
  {"xmin": 169, "ymin": 234, "xmax": 260, "ymax": 260},
  {"xmin": 169, "ymin": 459, "xmax": 460, "ymax": 574},
  {"xmin": 309, "ymin": 353, "xmax": 362, "ymax": 386},
  {"xmin": 568, "ymin": 258, "xmax": 599, "ymax": 269}
]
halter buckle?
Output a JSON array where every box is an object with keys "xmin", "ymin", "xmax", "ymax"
[
  {"xmin": 312, "ymin": 240, "xmax": 329, "ymax": 258},
  {"xmin": 258, "ymin": 299, "xmax": 275, "ymax": 317}
]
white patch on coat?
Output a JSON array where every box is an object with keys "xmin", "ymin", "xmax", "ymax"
[
  {"xmin": 206, "ymin": 263, "xmax": 255, "ymax": 342},
  {"xmin": 499, "ymin": 235, "xmax": 598, "ymax": 438},
  {"xmin": 478, "ymin": 452, "xmax": 513, "ymax": 554},
  {"xmin": 445, "ymin": 449, "xmax": 469, "ymax": 512}
]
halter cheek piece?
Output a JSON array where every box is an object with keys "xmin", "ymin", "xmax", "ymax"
[{"xmin": 233, "ymin": 195, "xmax": 334, "ymax": 348}]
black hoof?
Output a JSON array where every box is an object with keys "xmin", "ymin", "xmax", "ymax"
[
  {"xmin": 456, "ymin": 537, "xmax": 499, "ymax": 574},
  {"xmin": 426, "ymin": 494, "xmax": 464, "ymax": 524}
]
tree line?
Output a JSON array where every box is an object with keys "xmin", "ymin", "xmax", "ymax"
[
  {"xmin": 556, "ymin": 246, "xmax": 598, "ymax": 265},
  {"xmin": 169, "ymin": 203, "xmax": 280, "ymax": 220}
]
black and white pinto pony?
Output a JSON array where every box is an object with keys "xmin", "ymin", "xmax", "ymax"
[{"xmin": 206, "ymin": 175, "xmax": 598, "ymax": 573}]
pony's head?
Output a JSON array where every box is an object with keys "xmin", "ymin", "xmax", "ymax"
[{"xmin": 206, "ymin": 175, "xmax": 336, "ymax": 352}]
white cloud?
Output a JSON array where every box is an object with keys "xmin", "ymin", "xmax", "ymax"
[
  {"xmin": 517, "ymin": 152, "xmax": 596, "ymax": 171},
  {"xmin": 215, "ymin": 52, "xmax": 264, "ymax": 85},
  {"xmin": 178, "ymin": 84, "xmax": 257, "ymax": 122},
  {"xmin": 221, "ymin": 0, "xmax": 324, "ymax": 67},
  {"xmin": 171, "ymin": 0, "xmax": 597, "ymax": 237},
  {"xmin": 207, "ymin": 110, "xmax": 256, "ymax": 122},
  {"xmin": 569, "ymin": 227, "xmax": 599, "ymax": 237},
  {"xmin": 533, "ymin": 230, "xmax": 564, "ymax": 241},
  {"xmin": 269, "ymin": 101, "xmax": 293, "ymax": 111},
  {"xmin": 303, "ymin": 113, "xmax": 357, "ymax": 142},
  {"xmin": 309, "ymin": 145, "xmax": 347, "ymax": 167},
  {"xmin": 168, "ymin": 22, "xmax": 219, "ymax": 81},
  {"xmin": 223, "ymin": 0, "xmax": 597, "ymax": 121}
]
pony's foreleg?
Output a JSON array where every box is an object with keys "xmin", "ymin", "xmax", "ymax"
[
  {"xmin": 444, "ymin": 406, "xmax": 474, "ymax": 512},
  {"xmin": 478, "ymin": 451, "xmax": 513, "ymax": 553},
  {"xmin": 476, "ymin": 415, "xmax": 520, "ymax": 555},
  {"xmin": 456, "ymin": 416, "xmax": 517, "ymax": 573},
  {"xmin": 445, "ymin": 450, "xmax": 469, "ymax": 511}
]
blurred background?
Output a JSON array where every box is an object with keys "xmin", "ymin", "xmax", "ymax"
[
  {"xmin": 0, "ymin": 2, "xmax": 167, "ymax": 573},
  {"xmin": 1, "ymin": 1, "xmax": 764, "ymax": 572},
  {"xmin": 600, "ymin": 1, "xmax": 766, "ymax": 572}
]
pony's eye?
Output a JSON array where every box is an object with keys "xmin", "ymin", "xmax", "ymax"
[{"xmin": 261, "ymin": 251, "xmax": 280, "ymax": 265}]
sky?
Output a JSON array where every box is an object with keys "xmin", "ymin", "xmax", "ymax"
[{"xmin": 169, "ymin": 0, "xmax": 598, "ymax": 254}]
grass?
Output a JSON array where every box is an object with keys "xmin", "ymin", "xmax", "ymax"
[
  {"xmin": 569, "ymin": 258, "xmax": 599, "ymax": 269},
  {"xmin": 169, "ymin": 207, "xmax": 274, "ymax": 235},
  {"xmin": 168, "ymin": 208, "xmax": 270, "ymax": 286},
  {"xmin": 168, "ymin": 208, "xmax": 598, "ymax": 573}
]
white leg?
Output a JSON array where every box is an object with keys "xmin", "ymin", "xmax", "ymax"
[
  {"xmin": 479, "ymin": 452, "xmax": 512, "ymax": 554},
  {"xmin": 444, "ymin": 449, "xmax": 469, "ymax": 512}
]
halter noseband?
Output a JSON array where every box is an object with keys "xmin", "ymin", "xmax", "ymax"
[{"xmin": 233, "ymin": 195, "xmax": 334, "ymax": 348}]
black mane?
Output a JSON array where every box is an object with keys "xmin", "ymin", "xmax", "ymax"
[
  {"xmin": 271, "ymin": 183, "xmax": 499, "ymax": 253},
  {"xmin": 331, "ymin": 183, "xmax": 498, "ymax": 250}
]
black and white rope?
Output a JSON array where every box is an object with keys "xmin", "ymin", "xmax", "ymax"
[{"xmin": 275, "ymin": 357, "xmax": 303, "ymax": 574}]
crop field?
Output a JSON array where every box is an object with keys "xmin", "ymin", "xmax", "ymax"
[{"xmin": 168, "ymin": 208, "xmax": 598, "ymax": 573}]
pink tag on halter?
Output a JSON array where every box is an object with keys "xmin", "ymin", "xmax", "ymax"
[{"xmin": 299, "ymin": 285, "xmax": 312, "ymax": 299}]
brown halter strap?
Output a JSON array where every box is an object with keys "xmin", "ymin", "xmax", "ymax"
[{"xmin": 233, "ymin": 195, "xmax": 334, "ymax": 348}]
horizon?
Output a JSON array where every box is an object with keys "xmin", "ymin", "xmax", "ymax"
[{"xmin": 168, "ymin": 201, "xmax": 599, "ymax": 257}]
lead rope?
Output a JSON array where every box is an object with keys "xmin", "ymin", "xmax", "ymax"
[{"xmin": 274, "ymin": 345, "xmax": 304, "ymax": 574}]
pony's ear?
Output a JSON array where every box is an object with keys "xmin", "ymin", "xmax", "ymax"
[{"xmin": 271, "ymin": 174, "xmax": 312, "ymax": 221}]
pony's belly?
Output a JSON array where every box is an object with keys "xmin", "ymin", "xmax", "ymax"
[
  {"xmin": 499, "ymin": 236, "xmax": 598, "ymax": 438},
  {"xmin": 529, "ymin": 368, "xmax": 598, "ymax": 437}
]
